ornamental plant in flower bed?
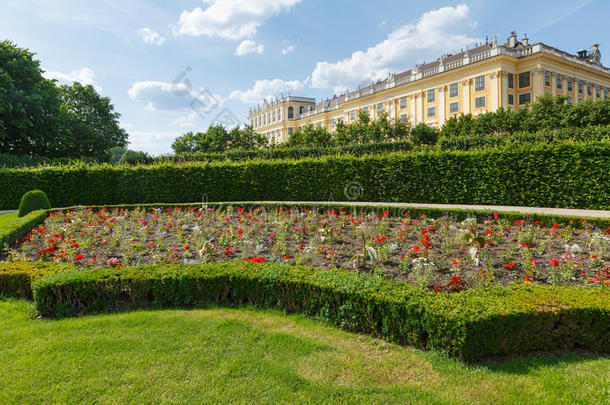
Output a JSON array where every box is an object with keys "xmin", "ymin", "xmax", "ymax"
[{"xmin": 4, "ymin": 206, "xmax": 610, "ymax": 291}]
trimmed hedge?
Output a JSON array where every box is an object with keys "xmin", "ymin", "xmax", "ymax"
[
  {"xmin": 29, "ymin": 262, "xmax": 610, "ymax": 362},
  {"xmin": 0, "ymin": 262, "xmax": 64, "ymax": 299},
  {"xmin": 439, "ymin": 125, "xmax": 610, "ymax": 151},
  {"xmin": 18, "ymin": 190, "xmax": 51, "ymax": 217},
  {"xmin": 157, "ymin": 140, "xmax": 415, "ymax": 163},
  {"xmin": 0, "ymin": 142, "xmax": 608, "ymax": 210},
  {"xmin": 0, "ymin": 210, "xmax": 47, "ymax": 250}
]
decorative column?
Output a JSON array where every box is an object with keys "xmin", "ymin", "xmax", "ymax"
[
  {"xmin": 490, "ymin": 72, "xmax": 499, "ymax": 112},
  {"xmin": 462, "ymin": 79, "xmax": 471, "ymax": 114},
  {"xmin": 410, "ymin": 95, "xmax": 416, "ymax": 126},
  {"xmin": 415, "ymin": 92, "xmax": 423, "ymax": 123},
  {"xmin": 532, "ymin": 67, "xmax": 545, "ymax": 100},
  {"xmin": 438, "ymin": 86, "xmax": 446, "ymax": 124},
  {"xmin": 500, "ymin": 72, "xmax": 509, "ymax": 109}
]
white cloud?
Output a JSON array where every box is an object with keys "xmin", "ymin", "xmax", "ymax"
[
  {"xmin": 43, "ymin": 67, "xmax": 102, "ymax": 91},
  {"xmin": 229, "ymin": 78, "xmax": 304, "ymax": 104},
  {"xmin": 127, "ymin": 130, "xmax": 183, "ymax": 155},
  {"xmin": 174, "ymin": 0, "xmax": 302, "ymax": 40},
  {"xmin": 281, "ymin": 44, "xmax": 294, "ymax": 55},
  {"xmin": 170, "ymin": 111, "xmax": 200, "ymax": 128},
  {"xmin": 137, "ymin": 28, "xmax": 166, "ymax": 46},
  {"xmin": 128, "ymin": 80, "xmax": 225, "ymax": 112},
  {"xmin": 235, "ymin": 39, "xmax": 264, "ymax": 56},
  {"xmin": 310, "ymin": 4, "xmax": 479, "ymax": 93}
]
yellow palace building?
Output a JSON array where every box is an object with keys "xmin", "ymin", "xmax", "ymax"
[{"xmin": 248, "ymin": 32, "xmax": 610, "ymax": 144}]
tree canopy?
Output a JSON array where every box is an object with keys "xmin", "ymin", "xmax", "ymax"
[{"xmin": 0, "ymin": 40, "xmax": 128, "ymax": 158}]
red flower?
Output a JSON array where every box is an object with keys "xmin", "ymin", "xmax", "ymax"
[
  {"xmin": 184, "ymin": 245, "xmax": 190, "ymax": 250},
  {"xmin": 46, "ymin": 246, "xmax": 55, "ymax": 252},
  {"xmin": 550, "ymin": 258, "xmax": 559, "ymax": 267},
  {"xmin": 412, "ymin": 245, "xmax": 420, "ymax": 252},
  {"xmin": 551, "ymin": 223, "xmax": 560, "ymax": 228},
  {"xmin": 71, "ymin": 243, "xmax": 79, "ymax": 248},
  {"xmin": 75, "ymin": 255, "xmax": 85, "ymax": 262},
  {"xmin": 244, "ymin": 257, "xmax": 265, "ymax": 263},
  {"xmin": 284, "ymin": 254, "xmax": 291, "ymax": 259},
  {"xmin": 523, "ymin": 276, "xmax": 532, "ymax": 284},
  {"xmin": 505, "ymin": 262, "xmax": 517, "ymax": 270}
]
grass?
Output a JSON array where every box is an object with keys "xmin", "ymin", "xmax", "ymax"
[
  {"xmin": 1, "ymin": 299, "xmax": 608, "ymax": 404},
  {"xmin": 0, "ymin": 212, "xmax": 18, "ymax": 227}
]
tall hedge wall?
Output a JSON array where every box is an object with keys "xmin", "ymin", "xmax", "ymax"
[{"xmin": 0, "ymin": 142, "xmax": 608, "ymax": 210}]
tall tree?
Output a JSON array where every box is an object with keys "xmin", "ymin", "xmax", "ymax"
[
  {"xmin": 0, "ymin": 40, "xmax": 62, "ymax": 156},
  {"xmin": 58, "ymin": 82, "xmax": 128, "ymax": 158}
]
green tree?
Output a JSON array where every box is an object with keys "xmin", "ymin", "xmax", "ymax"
[
  {"xmin": 0, "ymin": 40, "xmax": 63, "ymax": 156},
  {"xmin": 58, "ymin": 82, "xmax": 128, "ymax": 158},
  {"xmin": 171, "ymin": 131, "xmax": 199, "ymax": 154},
  {"xmin": 411, "ymin": 123, "xmax": 438, "ymax": 146}
]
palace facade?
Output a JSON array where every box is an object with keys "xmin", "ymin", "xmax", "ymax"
[{"xmin": 248, "ymin": 32, "xmax": 610, "ymax": 143}]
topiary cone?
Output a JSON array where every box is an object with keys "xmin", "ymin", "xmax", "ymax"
[{"xmin": 18, "ymin": 190, "xmax": 51, "ymax": 217}]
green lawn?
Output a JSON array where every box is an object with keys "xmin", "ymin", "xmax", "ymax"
[
  {"xmin": 0, "ymin": 212, "xmax": 18, "ymax": 227},
  {"xmin": 0, "ymin": 299, "xmax": 608, "ymax": 404}
]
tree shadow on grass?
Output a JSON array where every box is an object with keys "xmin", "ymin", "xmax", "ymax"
[{"xmin": 474, "ymin": 350, "xmax": 609, "ymax": 375}]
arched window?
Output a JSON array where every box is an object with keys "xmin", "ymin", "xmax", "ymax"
[
  {"xmin": 299, "ymin": 106, "xmax": 305, "ymax": 115},
  {"xmin": 288, "ymin": 107, "xmax": 294, "ymax": 119}
]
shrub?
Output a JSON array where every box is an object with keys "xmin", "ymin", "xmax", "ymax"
[
  {"xmin": 28, "ymin": 261, "xmax": 610, "ymax": 361},
  {"xmin": 0, "ymin": 262, "xmax": 64, "ymax": 299},
  {"xmin": 0, "ymin": 142, "xmax": 608, "ymax": 210},
  {"xmin": 0, "ymin": 210, "xmax": 47, "ymax": 249},
  {"xmin": 411, "ymin": 123, "xmax": 439, "ymax": 146},
  {"xmin": 17, "ymin": 190, "xmax": 51, "ymax": 217}
]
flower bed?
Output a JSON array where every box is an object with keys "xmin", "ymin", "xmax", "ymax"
[{"xmin": 5, "ymin": 206, "xmax": 609, "ymax": 291}]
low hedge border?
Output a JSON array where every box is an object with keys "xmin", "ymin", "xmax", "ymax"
[
  {"xmin": 0, "ymin": 210, "xmax": 47, "ymax": 250},
  {"xmin": 0, "ymin": 262, "xmax": 66, "ymax": 299},
  {"xmin": 25, "ymin": 261, "xmax": 610, "ymax": 362}
]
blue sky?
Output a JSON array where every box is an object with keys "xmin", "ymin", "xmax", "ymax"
[{"xmin": 2, "ymin": 0, "xmax": 607, "ymax": 154}]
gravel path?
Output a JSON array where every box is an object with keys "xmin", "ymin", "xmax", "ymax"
[
  {"xmin": 1, "ymin": 202, "xmax": 608, "ymax": 218},
  {"xmin": 234, "ymin": 201, "xmax": 610, "ymax": 219}
]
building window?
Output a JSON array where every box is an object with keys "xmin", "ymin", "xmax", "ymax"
[
  {"xmin": 507, "ymin": 73, "xmax": 514, "ymax": 89},
  {"xmin": 399, "ymin": 97, "xmax": 407, "ymax": 109},
  {"xmin": 578, "ymin": 99, "xmax": 583, "ymax": 103},
  {"xmin": 605, "ymin": 87, "xmax": 608, "ymax": 99},
  {"xmin": 278, "ymin": 109, "xmax": 281, "ymax": 120},
  {"xmin": 331, "ymin": 119, "xmax": 336, "ymax": 129},
  {"xmin": 272, "ymin": 111, "xmax": 276, "ymax": 121},
  {"xmin": 350, "ymin": 110, "xmax": 355, "ymax": 120},
  {"xmin": 518, "ymin": 72, "xmax": 530, "ymax": 88},
  {"xmin": 449, "ymin": 83, "xmax": 459, "ymax": 97},
  {"xmin": 567, "ymin": 96, "xmax": 573, "ymax": 104},
  {"xmin": 288, "ymin": 128, "xmax": 294, "ymax": 135},
  {"xmin": 475, "ymin": 75, "xmax": 485, "ymax": 91},
  {"xmin": 578, "ymin": 80, "xmax": 583, "ymax": 94},
  {"xmin": 362, "ymin": 106, "xmax": 369, "ymax": 114},
  {"xmin": 427, "ymin": 89, "xmax": 435, "ymax": 102},
  {"xmin": 587, "ymin": 82, "xmax": 592, "ymax": 96},
  {"xmin": 427, "ymin": 107, "xmax": 435, "ymax": 117},
  {"xmin": 376, "ymin": 103, "xmax": 383, "ymax": 114},
  {"xmin": 556, "ymin": 75, "xmax": 562, "ymax": 90},
  {"xmin": 567, "ymin": 78, "xmax": 573, "ymax": 92},
  {"xmin": 596, "ymin": 86, "xmax": 601, "ymax": 98},
  {"xmin": 299, "ymin": 106, "xmax": 305, "ymax": 114},
  {"xmin": 288, "ymin": 107, "xmax": 294, "ymax": 119},
  {"xmin": 263, "ymin": 115, "xmax": 266, "ymax": 125},
  {"xmin": 508, "ymin": 94, "xmax": 514, "ymax": 105},
  {"xmin": 519, "ymin": 93, "xmax": 531, "ymax": 105},
  {"xmin": 400, "ymin": 113, "xmax": 408, "ymax": 121},
  {"xmin": 449, "ymin": 102, "xmax": 459, "ymax": 113},
  {"xmin": 544, "ymin": 71, "xmax": 551, "ymax": 86},
  {"xmin": 475, "ymin": 96, "xmax": 486, "ymax": 108}
]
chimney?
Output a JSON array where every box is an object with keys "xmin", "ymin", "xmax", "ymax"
[
  {"xmin": 508, "ymin": 31, "xmax": 517, "ymax": 48},
  {"xmin": 522, "ymin": 33, "xmax": 529, "ymax": 47}
]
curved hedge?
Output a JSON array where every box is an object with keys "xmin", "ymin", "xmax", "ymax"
[
  {"xmin": 13, "ymin": 261, "xmax": 608, "ymax": 361},
  {"xmin": 0, "ymin": 210, "xmax": 47, "ymax": 249},
  {"xmin": 0, "ymin": 142, "xmax": 608, "ymax": 210}
]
